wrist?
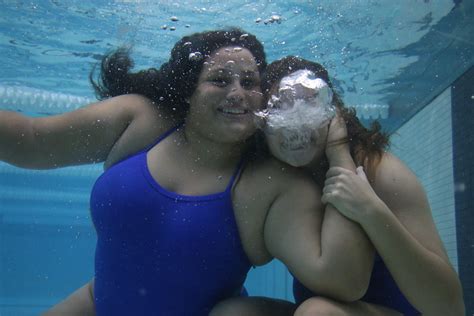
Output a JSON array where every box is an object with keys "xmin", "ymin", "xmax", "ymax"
[
  {"xmin": 359, "ymin": 199, "xmax": 391, "ymax": 230},
  {"xmin": 326, "ymin": 145, "xmax": 355, "ymax": 170}
]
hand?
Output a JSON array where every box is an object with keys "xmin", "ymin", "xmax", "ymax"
[{"xmin": 321, "ymin": 166, "xmax": 384, "ymax": 223}]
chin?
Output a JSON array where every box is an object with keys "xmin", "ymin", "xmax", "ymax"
[
  {"xmin": 275, "ymin": 150, "xmax": 315, "ymax": 167},
  {"xmin": 221, "ymin": 127, "xmax": 257, "ymax": 144}
]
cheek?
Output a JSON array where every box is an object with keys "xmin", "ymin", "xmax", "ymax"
[{"xmin": 248, "ymin": 90, "xmax": 264, "ymax": 110}]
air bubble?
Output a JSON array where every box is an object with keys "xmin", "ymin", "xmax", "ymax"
[{"xmin": 189, "ymin": 52, "xmax": 203, "ymax": 61}]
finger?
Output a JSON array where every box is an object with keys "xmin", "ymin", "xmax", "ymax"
[
  {"xmin": 321, "ymin": 192, "xmax": 334, "ymax": 205},
  {"xmin": 326, "ymin": 166, "xmax": 352, "ymax": 178},
  {"xmin": 322, "ymin": 184, "xmax": 336, "ymax": 195},
  {"xmin": 356, "ymin": 166, "xmax": 369, "ymax": 182},
  {"xmin": 321, "ymin": 193, "xmax": 328, "ymax": 204},
  {"xmin": 324, "ymin": 177, "xmax": 338, "ymax": 186}
]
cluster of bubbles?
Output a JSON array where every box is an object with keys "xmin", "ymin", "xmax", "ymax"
[
  {"xmin": 255, "ymin": 70, "xmax": 336, "ymax": 132},
  {"xmin": 161, "ymin": 16, "xmax": 190, "ymax": 31},
  {"xmin": 255, "ymin": 15, "xmax": 282, "ymax": 25}
]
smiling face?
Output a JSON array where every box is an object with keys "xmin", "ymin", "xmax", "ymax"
[
  {"xmin": 186, "ymin": 46, "xmax": 263, "ymax": 144},
  {"xmin": 264, "ymin": 70, "xmax": 335, "ymax": 167}
]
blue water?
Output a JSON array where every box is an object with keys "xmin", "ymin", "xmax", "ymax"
[{"xmin": 1, "ymin": 1, "xmax": 473, "ymax": 315}]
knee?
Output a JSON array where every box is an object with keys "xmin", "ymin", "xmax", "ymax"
[{"xmin": 294, "ymin": 297, "xmax": 342, "ymax": 316}]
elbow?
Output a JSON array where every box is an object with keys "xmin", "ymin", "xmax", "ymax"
[
  {"xmin": 439, "ymin": 276, "xmax": 465, "ymax": 316},
  {"xmin": 420, "ymin": 279, "xmax": 465, "ymax": 316},
  {"xmin": 333, "ymin": 276, "xmax": 369, "ymax": 303},
  {"xmin": 331, "ymin": 263, "xmax": 371, "ymax": 302},
  {"xmin": 304, "ymin": 263, "xmax": 370, "ymax": 303},
  {"xmin": 423, "ymin": 299, "xmax": 465, "ymax": 316},
  {"xmin": 438, "ymin": 283, "xmax": 465, "ymax": 316}
]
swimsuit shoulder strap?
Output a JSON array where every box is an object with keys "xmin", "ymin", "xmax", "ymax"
[
  {"xmin": 223, "ymin": 157, "xmax": 247, "ymax": 193},
  {"xmin": 144, "ymin": 123, "xmax": 183, "ymax": 152}
]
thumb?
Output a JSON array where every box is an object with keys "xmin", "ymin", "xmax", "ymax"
[{"xmin": 356, "ymin": 166, "xmax": 369, "ymax": 182}]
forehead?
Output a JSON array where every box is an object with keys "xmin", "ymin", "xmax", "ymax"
[{"xmin": 203, "ymin": 47, "xmax": 259, "ymax": 74}]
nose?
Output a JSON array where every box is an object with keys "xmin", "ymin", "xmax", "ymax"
[{"xmin": 226, "ymin": 81, "xmax": 245, "ymax": 104}]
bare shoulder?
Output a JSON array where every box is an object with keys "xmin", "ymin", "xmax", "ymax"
[
  {"xmin": 373, "ymin": 152, "xmax": 451, "ymax": 259},
  {"xmin": 372, "ymin": 152, "xmax": 428, "ymax": 210},
  {"xmin": 236, "ymin": 156, "xmax": 320, "ymax": 220},
  {"xmin": 245, "ymin": 156, "xmax": 318, "ymax": 197},
  {"xmin": 107, "ymin": 94, "xmax": 163, "ymax": 119},
  {"xmin": 101, "ymin": 94, "xmax": 178, "ymax": 168}
]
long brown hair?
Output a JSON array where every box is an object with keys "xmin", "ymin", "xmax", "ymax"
[{"xmin": 262, "ymin": 56, "xmax": 390, "ymax": 182}]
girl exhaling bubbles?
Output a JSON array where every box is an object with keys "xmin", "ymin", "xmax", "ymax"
[{"xmin": 211, "ymin": 56, "xmax": 465, "ymax": 316}]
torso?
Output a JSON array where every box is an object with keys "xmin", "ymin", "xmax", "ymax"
[
  {"xmin": 143, "ymin": 128, "xmax": 280, "ymax": 266},
  {"xmin": 102, "ymin": 97, "xmax": 290, "ymax": 266}
]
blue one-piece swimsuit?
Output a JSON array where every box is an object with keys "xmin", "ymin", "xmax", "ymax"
[
  {"xmin": 293, "ymin": 254, "xmax": 420, "ymax": 315},
  {"xmin": 90, "ymin": 126, "xmax": 251, "ymax": 315}
]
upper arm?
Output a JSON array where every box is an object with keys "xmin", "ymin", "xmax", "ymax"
[
  {"xmin": 374, "ymin": 153, "xmax": 450, "ymax": 261},
  {"xmin": 263, "ymin": 174, "xmax": 324, "ymax": 285},
  {"xmin": 8, "ymin": 94, "xmax": 164, "ymax": 169}
]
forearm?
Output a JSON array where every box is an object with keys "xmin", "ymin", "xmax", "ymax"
[
  {"xmin": 315, "ymin": 146, "xmax": 374, "ymax": 300},
  {"xmin": 362, "ymin": 205, "xmax": 465, "ymax": 315}
]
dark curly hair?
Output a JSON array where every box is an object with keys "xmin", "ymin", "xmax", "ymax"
[
  {"xmin": 90, "ymin": 28, "xmax": 267, "ymax": 120},
  {"xmin": 262, "ymin": 56, "xmax": 390, "ymax": 181}
]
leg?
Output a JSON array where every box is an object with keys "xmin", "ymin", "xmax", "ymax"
[
  {"xmin": 294, "ymin": 297, "xmax": 403, "ymax": 316},
  {"xmin": 210, "ymin": 296, "xmax": 296, "ymax": 316},
  {"xmin": 41, "ymin": 279, "xmax": 95, "ymax": 316}
]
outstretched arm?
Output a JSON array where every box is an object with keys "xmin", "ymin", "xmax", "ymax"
[
  {"xmin": 322, "ymin": 155, "xmax": 465, "ymax": 315},
  {"xmin": 0, "ymin": 94, "xmax": 164, "ymax": 169}
]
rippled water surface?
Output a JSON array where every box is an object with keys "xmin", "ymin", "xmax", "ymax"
[{"xmin": 1, "ymin": 0, "xmax": 473, "ymax": 130}]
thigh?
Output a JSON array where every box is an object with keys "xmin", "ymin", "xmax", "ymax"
[
  {"xmin": 210, "ymin": 296, "xmax": 296, "ymax": 316},
  {"xmin": 294, "ymin": 297, "xmax": 403, "ymax": 316},
  {"xmin": 41, "ymin": 280, "xmax": 95, "ymax": 316}
]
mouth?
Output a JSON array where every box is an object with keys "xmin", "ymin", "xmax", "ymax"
[
  {"xmin": 217, "ymin": 107, "xmax": 250, "ymax": 116},
  {"xmin": 280, "ymin": 142, "xmax": 312, "ymax": 151},
  {"xmin": 279, "ymin": 132, "xmax": 315, "ymax": 151}
]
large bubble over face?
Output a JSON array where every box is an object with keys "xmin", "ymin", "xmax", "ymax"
[{"xmin": 256, "ymin": 70, "xmax": 336, "ymax": 166}]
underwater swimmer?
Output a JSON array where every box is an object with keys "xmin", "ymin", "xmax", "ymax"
[{"xmin": 211, "ymin": 56, "xmax": 465, "ymax": 316}]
